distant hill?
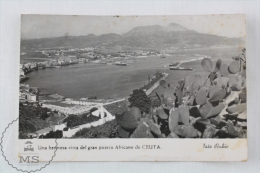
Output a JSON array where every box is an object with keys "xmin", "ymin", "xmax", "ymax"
[{"xmin": 21, "ymin": 22, "xmax": 245, "ymax": 52}]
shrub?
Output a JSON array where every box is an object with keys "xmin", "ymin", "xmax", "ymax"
[
  {"xmin": 39, "ymin": 130, "xmax": 63, "ymax": 139},
  {"xmin": 128, "ymin": 89, "xmax": 151, "ymax": 113},
  {"xmin": 73, "ymin": 120, "xmax": 119, "ymax": 138},
  {"xmin": 63, "ymin": 114, "xmax": 100, "ymax": 128}
]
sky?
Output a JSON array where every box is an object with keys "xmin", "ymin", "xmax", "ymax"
[{"xmin": 21, "ymin": 14, "xmax": 246, "ymax": 39}]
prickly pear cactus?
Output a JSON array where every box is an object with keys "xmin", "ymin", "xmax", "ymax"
[
  {"xmin": 195, "ymin": 86, "xmax": 207, "ymax": 105},
  {"xmin": 157, "ymin": 107, "xmax": 169, "ymax": 120},
  {"xmin": 202, "ymin": 125, "xmax": 217, "ymax": 138},
  {"xmin": 209, "ymin": 85, "xmax": 222, "ymax": 98},
  {"xmin": 186, "ymin": 95, "xmax": 195, "ymax": 106},
  {"xmin": 199, "ymin": 102, "xmax": 213, "ymax": 119},
  {"xmin": 208, "ymin": 88, "xmax": 226, "ymax": 103},
  {"xmin": 220, "ymin": 63, "xmax": 230, "ymax": 77},
  {"xmin": 116, "ymin": 111, "xmax": 139, "ymax": 130},
  {"xmin": 213, "ymin": 59, "xmax": 222, "ymax": 73},
  {"xmin": 176, "ymin": 79, "xmax": 185, "ymax": 106},
  {"xmin": 147, "ymin": 119, "xmax": 161, "ymax": 136},
  {"xmin": 226, "ymin": 103, "xmax": 246, "ymax": 114},
  {"xmin": 214, "ymin": 77, "xmax": 229, "ymax": 88},
  {"xmin": 163, "ymin": 87, "xmax": 176, "ymax": 108},
  {"xmin": 194, "ymin": 74, "xmax": 203, "ymax": 86},
  {"xmin": 237, "ymin": 109, "xmax": 247, "ymax": 120},
  {"xmin": 201, "ymin": 58, "xmax": 213, "ymax": 72},
  {"xmin": 239, "ymin": 88, "xmax": 246, "ymax": 103},
  {"xmin": 113, "ymin": 49, "xmax": 247, "ymax": 139},
  {"xmin": 206, "ymin": 103, "xmax": 225, "ymax": 119},
  {"xmin": 129, "ymin": 107, "xmax": 142, "ymax": 121},
  {"xmin": 118, "ymin": 126, "xmax": 131, "ymax": 138},
  {"xmin": 174, "ymin": 125, "xmax": 198, "ymax": 138},
  {"xmin": 226, "ymin": 120, "xmax": 243, "ymax": 137},
  {"xmin": 228, "ymin": 75, "xmax": 239, "ymax": 88},
  {"xmin": 167, "ymin": 132, "xmax": 179, "ymax": 138},
  {"xmin": 209, "ymin": 115, "xmax": 221, "ymax": 126},
  {"xmin": 130, "ymin": 122, "xmax": 153, "ymax": 138},
  {"xmin": 168, "ymin": 108, "xmax": 179, "ymax": 133},
  {"xmin": 178, "ymin": 105, "xmax": 190, "ymax": 125},
  {"xmin": 228, "ymin": 60, "xmax": 240, "ymax": 74}
]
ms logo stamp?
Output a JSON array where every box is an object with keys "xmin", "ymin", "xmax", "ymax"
[
  {"xmin": 19, "ymin": 141, "xmax": 39, "ymax": 164},
  {"xmin": 1, "ymin": 118, "xmax": 58, "ymax": 172}
]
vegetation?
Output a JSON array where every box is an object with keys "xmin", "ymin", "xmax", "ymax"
[
  {"xmin": 19, "ymin": 103, "xmax": 52, "ymax": 138},
  {"xmin": 62, "ymin": 113, "xmax": 100, "ymax": 128},
  {"xmin": 115, "ymin": 49, "xmax": 247, "ymax": 138},
  {"xmin": 128, "ymin": 89, "xmax": 151, "ymax": 114},
  {"xmin": 73, "ymin": 120, "xmax": 119, "ymax": 138},
  {"xmin": 39, "ymin": 130, "xmax": 63, "ymax": 138}
]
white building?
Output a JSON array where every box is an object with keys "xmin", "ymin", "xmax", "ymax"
[{"xmin": 42, "ymin": 102, "xmax": 93, "ymax": 115}]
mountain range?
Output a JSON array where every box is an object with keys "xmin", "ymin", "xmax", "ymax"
[{"xmin": 21, "ymin": 23, "xmax": 245, "ymax": 52}]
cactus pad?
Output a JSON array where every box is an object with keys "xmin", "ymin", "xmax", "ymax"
[
  {"xmin": 213, "ymin": 59, "xmax": 222, "ymax": 73},
  {"xmin": 194, "ymin": 74, "xmax": 203, "ymax": 86},
  {"xmin": 195, "ymin": 86, "xmax": 207, "ymax": 105},
  {"xmin": 157, "ymin": 107, "xmax": 169, "ymax": 120},
  {"xmin": 174, "ymin": 125, "xmax": 198, "ymax": 138},
  {"xmin": 118, "ymin": 126, "xmax": 131, "ymax": 138},
  {"xmin": 186, "ymin": 95, "xmax": 195, "ymax": 106},
  {"xmin": 226, "ymin": 120, "xmax": 243, "ymax": 137},
  {"xmin": 178, "ymin": 105, "xmax": 190, "ymax": 125},
  {"xmin": 226, "ymin": 103, "xmax": 246, "ymax": 114},
  {"xmin": 228, "ymin": 75, "xmax": 239, "ymax": 88},
  {"xmin": 201, "ymin": 58, "xmax": 213, "ymax": 72},
  {"xmin": 209, "ymin": 85, "xmax": 222, "ymax": 98},
  {"xmin": 116, "ymin": 111, "xmax": 139, "ymax": 130},
  {"xmin": 202, "ymin": 126, "xmax": 216, "ymax": 138},
  {"xmin": 169, "ymin": 108, "xmax": 179, "ymax": 133},
  {"xmin": 209, "ymin": 115, "xmax": 221, "ymax": 126},
  {"xmin": 208, "ymin": 89, "xmax": 226, "ymax": 103},
  {"xmin": 214, "ymin": 77, "xmax": 229, "ymax": 88},
  {"xmin": 237, "ymin": 109, "xmax": 247, "ymax": 120},
  {"xmin": 220, "ymin": 63, "xmax": 230, "ymax": 77},
  {"xmin": 130, "ymin": 107, "xmax": 142, "ymax": 121},
  {"xmin": 239, "ymin": 88, "xmax": 246, "ymax": 103},
  {"xmin": 130, "ymin": 122, "xmax": 153, "ymax": 138},
  {"xmin": 167, "ymin": 132, "xmax": 179, "ymax": 138},
  {"xmin": 147, "ymin": 119, "xmax": 161, "ymax": 136},
  {"xmin": 199, "ymin": 102, "xmax": 213, "ymax": 119},
  {"xmin": 206, "ymin": 103, "xmax": 225, "ymax": 119},
  {"xmin": 228, "ymin": 60, "xmax": 240, "ymax": 74}
]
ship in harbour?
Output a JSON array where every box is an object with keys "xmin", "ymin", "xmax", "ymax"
[
  {"xmin": 115, "ymin": 61, "xmax": 127, "ymax": 66},
  {"xmin": 170, "ymin": 66, "xmax": 193, "ymax": 70},
  {"xmin": 169, "ymin": 61, "xmax": 193, "ymax": 70}
]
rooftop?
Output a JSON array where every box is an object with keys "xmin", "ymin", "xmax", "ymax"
[{"xmin": 43, "ymin": 101, "xmax": 76, "ymax": 107}]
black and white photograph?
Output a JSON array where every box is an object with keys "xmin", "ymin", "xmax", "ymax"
[{"xmin": 19, "ymin": 15, "xmax": 247, "ymax": 139}]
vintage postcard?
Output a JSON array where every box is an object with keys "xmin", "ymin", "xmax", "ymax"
[{"xmin": 18, "ymin": 14, "xmax": 247, "ymax": 162}]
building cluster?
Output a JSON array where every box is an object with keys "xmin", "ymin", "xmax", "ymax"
[
  {"xmin": 19, "ymin": 84, "xmax": 38, "ymax": 102},
  {"xmin": 41, "ymin": 101, "xmax": 96, "ymax": 115},
  {"xmin": 20, "ymin": 62, "xmax": 38, "ymax": 82},
  {"xmin": 162, "ymin": 44, "xmax": 203, "ymax": 52},
  {"xmin": 20, "ymin": 48, "xmax": 160, "ymax": 80}
]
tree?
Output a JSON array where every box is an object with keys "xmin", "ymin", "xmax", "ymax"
[{"xmin": 128, "ymin": 89, "xmax": 151, "ymax": 113}]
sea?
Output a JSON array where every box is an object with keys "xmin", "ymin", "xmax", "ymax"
[{"xmin": 23, "ymin": 47, "xmax": 241, "ymax": 99}]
